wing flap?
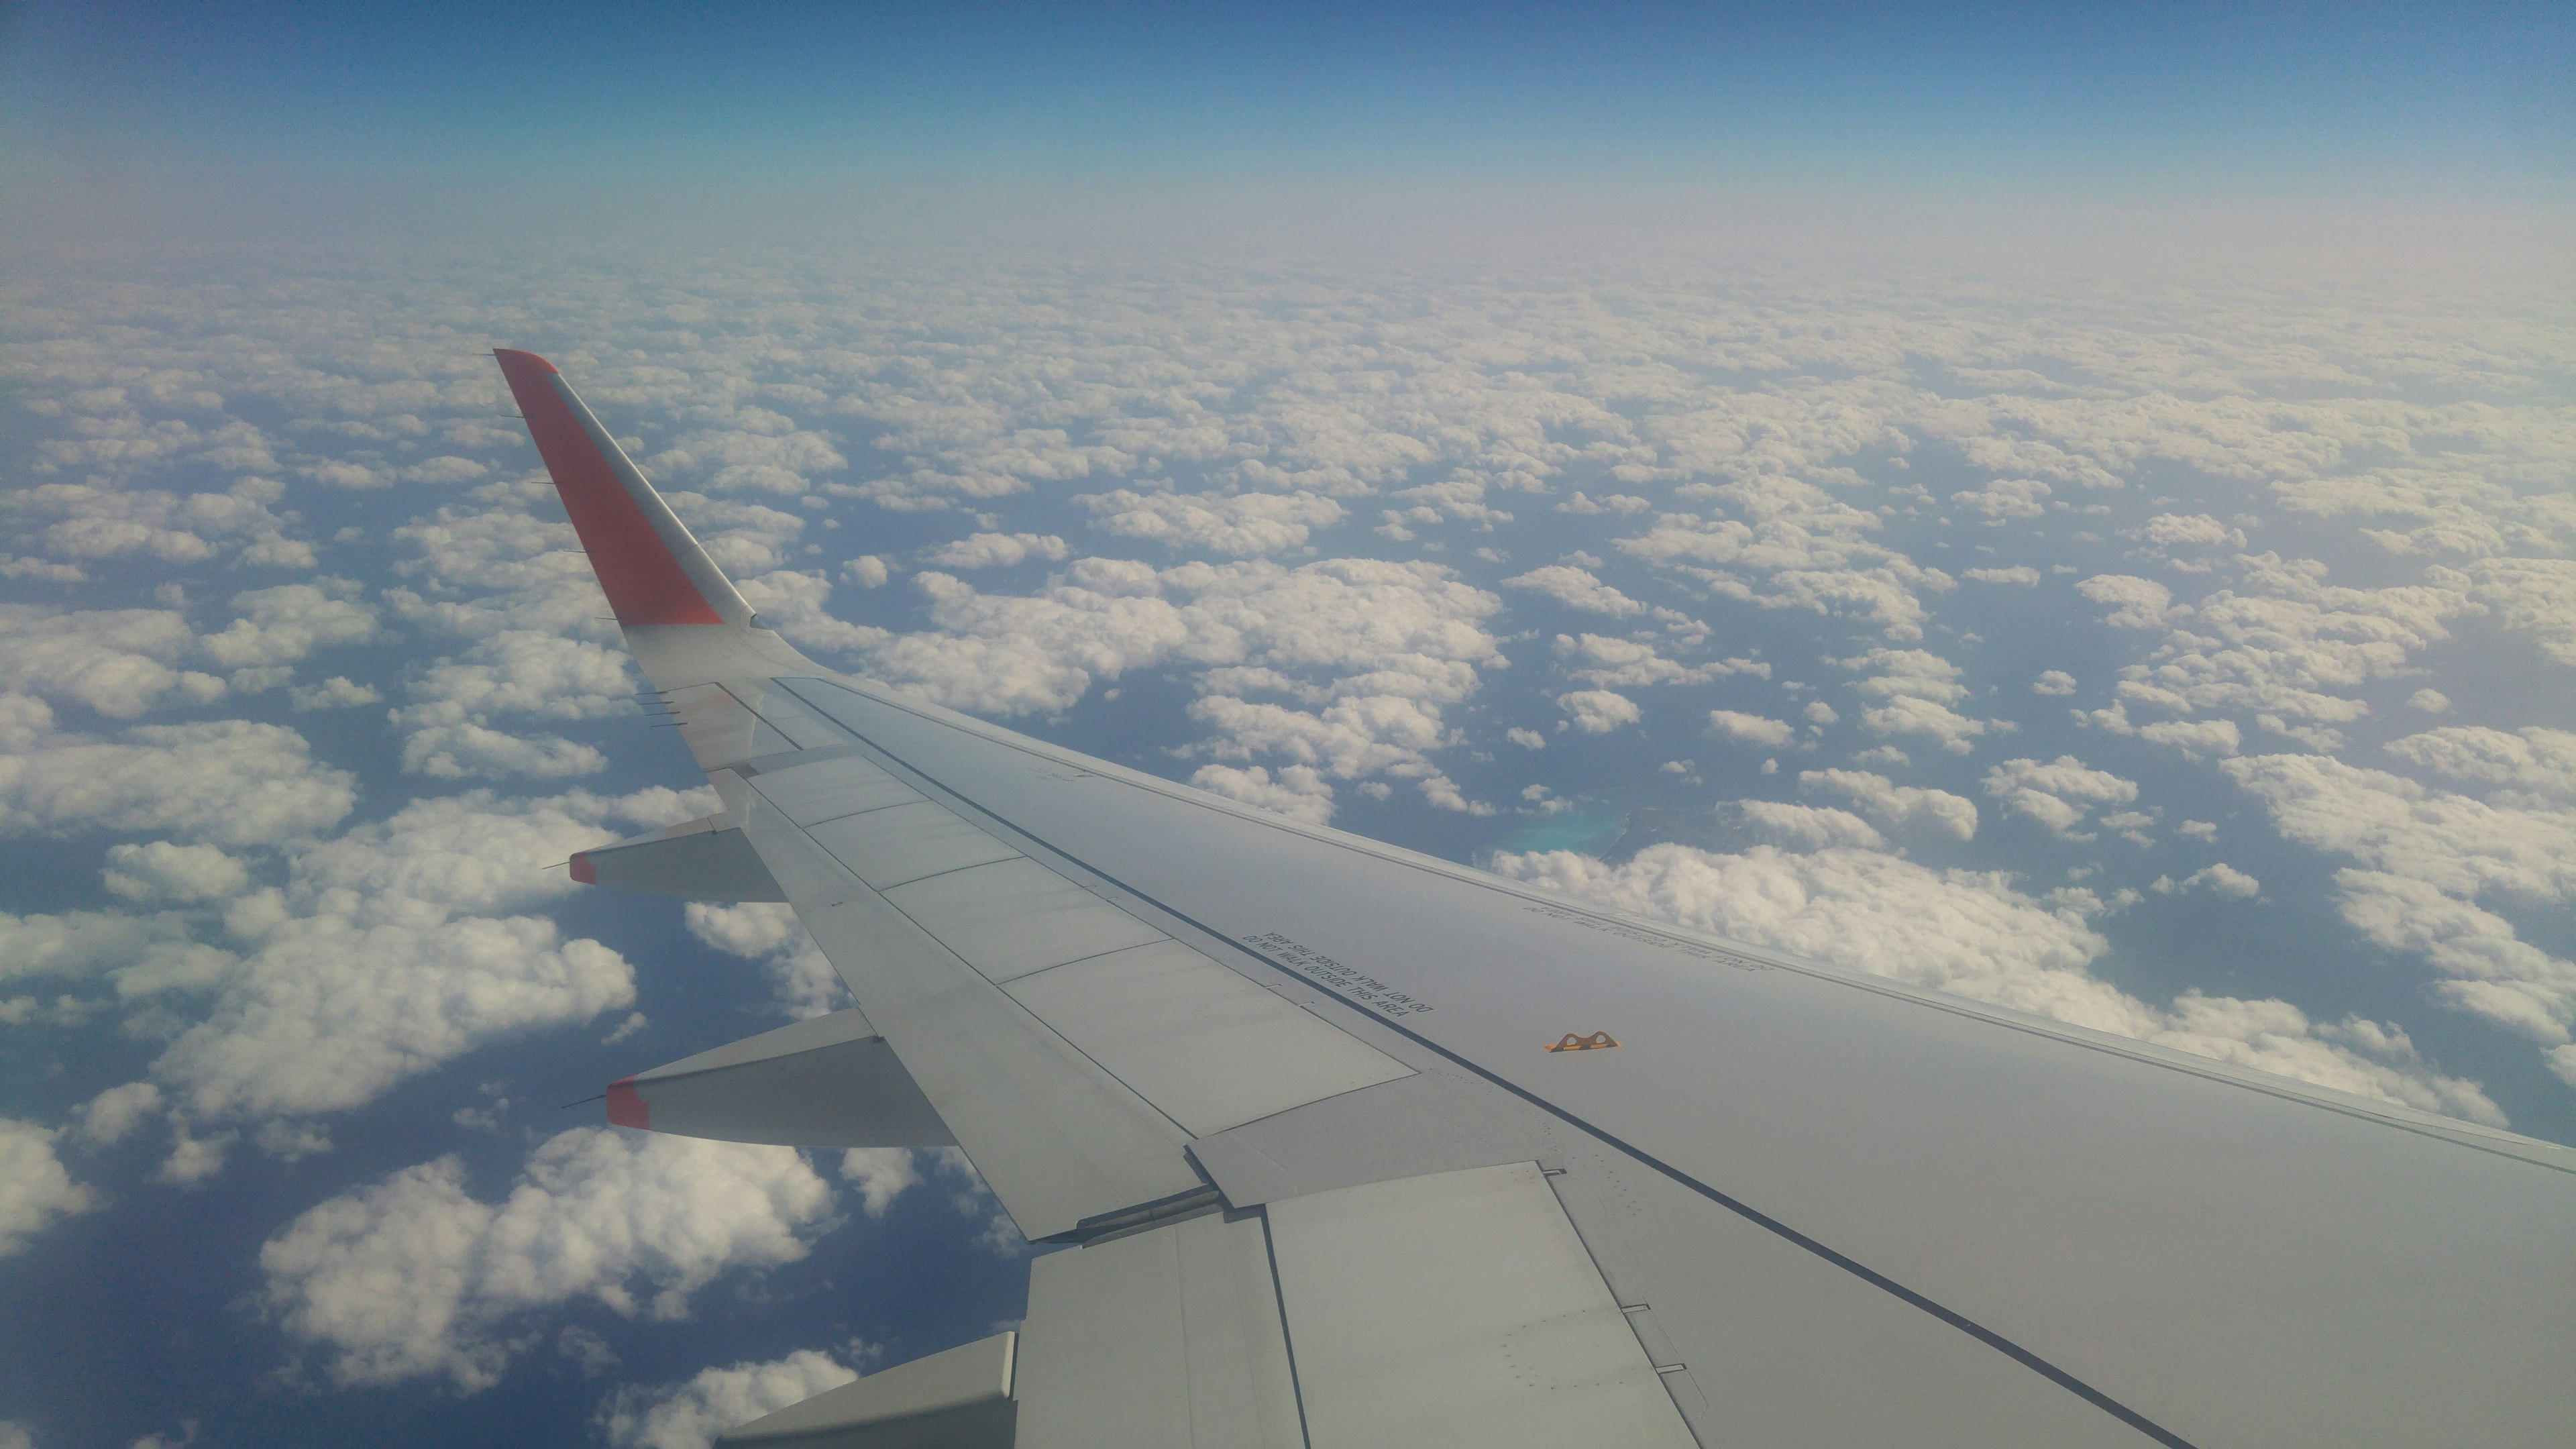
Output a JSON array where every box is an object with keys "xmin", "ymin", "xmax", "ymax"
[
  {"xmin": 1266, "ymin": 1161, "xmax": 1695, "ymax": 1448},
  {"xmin": 1014, "ymin": 1209, "xmax": 1302, "ymax": 1449}
]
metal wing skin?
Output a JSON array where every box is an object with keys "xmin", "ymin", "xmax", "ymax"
[{"xmin": 496, "ymin": 350, "xmax": 2576, "ymax": 1449}]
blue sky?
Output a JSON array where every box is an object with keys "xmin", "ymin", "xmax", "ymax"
[{"xmin": 5, "ymin": 1, "xmax": 2570, "ymax": 193}]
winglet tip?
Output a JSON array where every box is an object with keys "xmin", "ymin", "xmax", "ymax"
[
  {"xmin": 568, "ymin": 851, "xmax": 597, "ymax": 886},
  {"xmin": 492, "ymin": 347, "xmax": 558, "ymax": 378},
  {"xmin": 605, "ymin": 1077, "xmax": 649, "ymax": 1130}
]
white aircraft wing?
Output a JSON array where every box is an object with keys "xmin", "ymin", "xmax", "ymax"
[{"xmin": 497, "ymin": 349, "xmax": 2576, "ymax": 1449}]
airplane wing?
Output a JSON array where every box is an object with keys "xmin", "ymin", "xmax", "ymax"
[{"xmin": 494, "ymin": 349, "xmax": 2576, "ymax": 1449}]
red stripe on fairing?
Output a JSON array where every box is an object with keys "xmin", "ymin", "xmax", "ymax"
[
  {"xmin": 494, "ymin": 349, "xmax": 724, "ymax": 627},
  {"xmin": 568, "ymin": 851, "xmax": 596, "ymax": 885},
  {"xmin": 605, "ymin": 1077, "xmax": 650, "ymax": 1130}
]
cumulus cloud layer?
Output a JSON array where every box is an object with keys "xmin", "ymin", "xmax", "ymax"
[
  {"xmin": 6, "ymin": 235, "xmax": 2573, "ymax": 1442},
  {"xmin": 260, "ymin": 1130, "xmax": 840, "ymax": 1391},
  {"xmin": 0, "ymin": 1119, "xmax": 100, "ymax": 1256},
  {"xmin": 598, "ymin": 1350, "xmax": 861, "ymax": 1449}
]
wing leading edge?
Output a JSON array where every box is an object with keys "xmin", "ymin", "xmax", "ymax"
[{"xmin": 501, "ymin": 350, "xmax": 2576, "ymax": 1449}]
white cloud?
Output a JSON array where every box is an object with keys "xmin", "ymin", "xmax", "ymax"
[
  {"xmin": 200, "ymin": 579, "xmax": 378, "ymax": 671},
  {"xmin": 0, "ymin": 1119, "xmax": 101, "ymax": 1256},
  {"xmin": 598, "ymin": 1350, "xmax": 860, "ymax": 1449},
  {"xmin": 386, "ymin": 490, "xmax": 623, "ymax": 641},
  {"xmin": 1189, "ymin": 763, "xmax": 1336, "ymax": 826},
  {"xmin": 261, "ymin": 1130, "xmax": 837, "ymax": 1391},
  {"xmin": 0, "ymin": 906, "xmax": 230, "ymax": 997},
  {"xmin": 2033, "ymin": 669, "xmax": 2077, "ymax": 696},
  {"xmin": 0, "ymin": 721, "xmax": 358, "ymax": 845},
  {"xmin": 1079, "ymin": 490, "xmax": 1344, "ymax": 557},
  {"xmin": 1833, "ymin": 647, "xmax": 1998, "ymax": 754},
  {"xmin": 842, "ymin": 555, "xmax": 891, "ymax": 589},
  {"xmin": 1984, "ymin": 755, "xmax": 2140, "ymax": 839},
  {"xmin": 2096, "ymin": 555, "xmax": 2477, "ymax": 737},
  {"xmin": 683, "ymin": 902, "xmax": 847, "ymax": 1020},
  {"xmin": 924, "ymin": 532, "xmax": 1069, "ymax": 570},
  {"xmin": 1799, "ymin": 768, "xmax": 1978, "ymax": 841},
  {"xmin": 1558, "ymin": 690, "xmax": 1642, "ymax": 735},
  {"xmin": 1505, "ymin": 727, "xmax": 1546, "ymax": 750},
  {"xmin": 735, "ymin": 570, "xmax": 890, "ymax": 656},
  {"xmin": 2224, "ymin": 753, "xmax": 2576, "ymax": 1051},
  {"xmin": 2153, "ymin": 863, "xmax": 2262, "ymax": 898},
  {"xmin": 1553, "ymin": 633, "xmax": 1747, "ymax": 688},
  {"xmin": 402, "ymin": 455, "xmax": 490, "ymax": 486},
  {"xmin": 2381, "ymin": 726, "xmax": 2576, "ymax": 805},
  {"xmin": 290, "ymin": 676, "xmax": 382, "ymax": 710},
  {"xmin": 2467, "ymin": 556, "xmax": 2576, "ymax": 667},
  {"xmin": 873, "ymin": 556, "xmax": 1501, "ymax": 804},
  {"xmin": 647, "ymin": 417, "xmax": 848, "ymax": 496},
  {"xmin": 0, "ymin": 694, "xmax": 52, "ymax": 752},
  {"xmin": 2076, "ymin": 574, "xmax": 2181, "ymax": 629},
  {"xmin": 839, "ymin": 1149, "xmax": 923, "ymax": 1219},
  {"xmin": 390, "ymin": 629, "xmax": 635, "ymax": 779},
  {"xmin": 115, "ymin": 789, "xmax": 701, "ymax": 1136},
  {"xmin": 1617, "ymin": 484, "xmax": 1951, "ymax": 642},
  {"xmin": 0, "ymin": 606, "xmax": 217, "ymax": 718},
  {"xmin": 1706, "ymin": 709, "xmax": 1795, "ymax": 747},
  {"xmin": 2406, "ymin": 688, "xmax": 2451, "ymax": 713},
  {"xmin": 157, "ymin": 914, "xmax": 632, "ymax": 1122},
  {"xmin": 1503, "ymin": 565, "xmax": 1646, "ymax": 616},
  {"xmin": 1728, "ymin": 801, "xmax": 1886, "ymax": 851},
  {"xmin": 1949, "ymin": 478, "xmax": 2051, "ymax": 521},
  {"xmin": 101, "ymin": 841, "xmax": 250, "ymax": 904},
  {"xmin": 399, "ymin": 724, "xmax": 608, "ymax": 780},
  {"xmin": 72, "ymin": 1082, "xmax": 166, "ymax": 1146},
  {"xmin": 3, "ymin": 478, "xmax": 303, "ymax": 570},
  {"xmin": 1964, "ymin": 566, "xmax": 2041, "ymax": 585},
  {"xmin": 2139, "ymin": 512, "xmax": 2245, "ymax": 552},
  {"xmin": 1491, "ymin": 845, "xmax": 2502, "ymax": 1126},
  {"xmin": 1553, "ymin": 492, "xmax": 1650, "ymax": 516}
]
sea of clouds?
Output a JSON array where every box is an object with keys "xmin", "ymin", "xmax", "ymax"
[{"xmin": 1, "ymin": 232, "xmax": 2569, "ymax": 1446}]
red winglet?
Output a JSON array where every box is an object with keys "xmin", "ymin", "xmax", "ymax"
[
  {"xmin": 605, "ymin": 1077, "xmax": 650, "ymax": 1130},
  {"xmin": 494, "ymin": 349, "xmax": 725, "ymax": 627},
  {"xmin": 568, "ymin": 851, "xmax": 597, "ymax": 885}
]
